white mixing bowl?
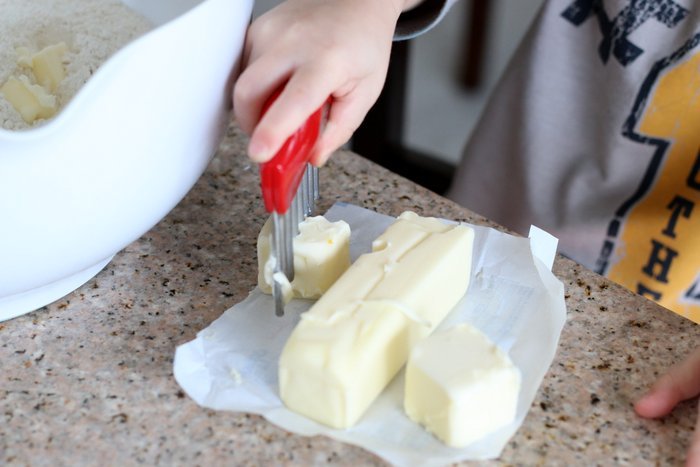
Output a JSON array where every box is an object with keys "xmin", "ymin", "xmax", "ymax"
[{"xmin": 0, "ymin": 0, "xmax": 254, "ymax": 320}]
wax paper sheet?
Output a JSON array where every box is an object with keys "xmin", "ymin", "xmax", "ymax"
[{"xmin": 173, "ymin": 202, "xmax": 566, "ymax": 465}]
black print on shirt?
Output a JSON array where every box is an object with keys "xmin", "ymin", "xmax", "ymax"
[
  {"xmin": 663, "ymin": 195, "xmax": 693, "ymax": 238},
  {"xmin": 562, "ymin": 0, "xmax": 689, "ymax": 66},
  {"xmin": 641, "ymin": 239, "xmax": 677, "ymax": 284},
  {"xmin": 685, "ymin": 279, "xmax": 700, "ymax": 305},
  {"xmin": 689, "ymin": 147, "xmax": 700, "ymax": 189}
]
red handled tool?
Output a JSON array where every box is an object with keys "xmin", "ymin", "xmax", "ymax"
[{"xmin": 260, "ymin": 89, "xmax": 326, "ymax": 316}]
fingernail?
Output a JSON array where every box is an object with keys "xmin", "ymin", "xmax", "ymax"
[
  {"xmin": 249, "ymin": 140, "xmax": 271, "ymax": 162},
  {"xmin": 315, "ymin": 153, "xmax": 330, "ymax": 168}
]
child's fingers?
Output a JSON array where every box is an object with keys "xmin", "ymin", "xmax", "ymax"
[
  {"xmin": 310, "ymin": 91, "xmax": 376, "ymax": 166},
  {"xmin": 634, "ymin": 382, "xmax": 682, "ymax": 418},
  {"xmin": 687, "ymin": 403, "xmax": 700, "ymax": 467},
  {"xmin": 248, "ymin": 63, "xmax": 343, "ymax": 162},
  {"xmin": 233, "ymin": 50, "xmax": 293, "ymax": 136},
  {"xmin": 309, "ymin": 120, "xmax": 353, "ymax": 167},
  {"xmin": 635, "ymin": 348, "xmax": 700, "ymax": 419}
]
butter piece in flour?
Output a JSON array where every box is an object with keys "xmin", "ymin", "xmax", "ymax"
[
  {"xmin": 31, "ymin": 43, "xmax": 69, "ymax": 92},
  {"xmin": 1, "ymin": 75, "xmax": 57, "ymax": 123}
]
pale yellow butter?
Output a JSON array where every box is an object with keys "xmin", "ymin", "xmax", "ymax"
[
  {"xmin": 15, "ymin": 47, "xmax": 34, "ymax": 68},
  {"xmin": 1, "ymin": 42, "xmax": 68, "ymax": 124},
  {"xmin": 404, "ymin": 323, "xmax": 521, "ymax": 448},
  {"xmin": 31, "ymin": 43, "xmax": 69, "ymax": 92},
  {"xmin": 257, "ymin": 215, "xmax": 351, "ymax": 299},
  {"xmin": 1, "ymin": 75, "xmax": 57, "ymax": 123},
  {"xmin": 278, "ymin": 211, "xmax": 474, "ymax": 429}
]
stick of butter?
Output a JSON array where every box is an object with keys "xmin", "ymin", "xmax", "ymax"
[
  {"xmin": 257, "ymin": 216, "xmax": 351, "ymax": 300},
  {"xmin": 279, "ymin": 211, "xmax": 474, "ymax": 429},
  {"xmin": 404, "ymin": 323, "xmax": 521, "ymax": 448}
]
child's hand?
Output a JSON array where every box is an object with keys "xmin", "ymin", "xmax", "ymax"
[
  {"xmin": 635, "ymin": 346, "xmax": 700, "ymax": 466},
  {"xmin": 233, "ymin": 0, "xmax": 417, "ymax": 166}
]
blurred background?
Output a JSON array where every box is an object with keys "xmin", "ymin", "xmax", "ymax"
[{"xmin": 252, "ymin": 0, "xmax": 544, "ymax": 194}]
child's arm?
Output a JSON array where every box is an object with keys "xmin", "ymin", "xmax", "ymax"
[
  {"xmin": 635, "ymin": 346, "xmax": 700, "ymax": 464},
  {"xmin": 233, "ymin": 0, "xmax": 424, "ymax": 166}
]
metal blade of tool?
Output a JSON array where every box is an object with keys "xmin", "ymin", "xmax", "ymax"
[{"xmin": 270, "ymin": 164, "xmax": 319, "ymax": 316}]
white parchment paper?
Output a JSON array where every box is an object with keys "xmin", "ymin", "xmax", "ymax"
[{"xmin": 173, "ymin": 202, "xmax": 567, "ymax": 465}]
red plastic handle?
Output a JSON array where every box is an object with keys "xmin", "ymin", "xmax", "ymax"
[{"xmin": 259, "ymin": 89, "xmax": 325, "ymax": 214}]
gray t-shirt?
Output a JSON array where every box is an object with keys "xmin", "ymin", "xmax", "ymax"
[{"xmin": 441, "ymin": 0, "xmax": 700, "ymax": 320}]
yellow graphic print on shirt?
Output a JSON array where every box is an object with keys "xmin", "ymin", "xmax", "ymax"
[{"xmin": 608, "ymin": 50, "xmax": 700, "ymax": 322}]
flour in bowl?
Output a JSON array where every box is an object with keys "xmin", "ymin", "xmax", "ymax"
[{"xmin": 0, "ymin": 0, "xmax": 153, "ymax": 130}]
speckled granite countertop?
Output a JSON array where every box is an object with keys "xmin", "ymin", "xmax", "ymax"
[{"xmin": 2, "ymin": 125, "xmax": 699, "ymax": 466}]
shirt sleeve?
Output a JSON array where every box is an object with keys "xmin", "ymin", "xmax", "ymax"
[{"xmin": 394, "ymin": 0, "xmax": 459, "ymax": 41}]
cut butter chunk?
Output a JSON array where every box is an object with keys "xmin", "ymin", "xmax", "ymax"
[
  {"xmin": 257, "ymin": 215, "xmax": 351, "ymax": 300},
  {"xmin": 1, "ymin": 75, "xmax": 57, "ymax": 123},
  {"xmin": 279, "ymin": 211, "xmax": 474, "ymax": 429},
  {"xmin": 15, "ymin": 47, "xmax": 34, "ymax": 68},
  {"xmin": 31, "ymin": 42, "xmax": 69, "ymax": 92},
  {"xmin": 404, "ymin": 323, "xmax": 521, "ymax": 448}
]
